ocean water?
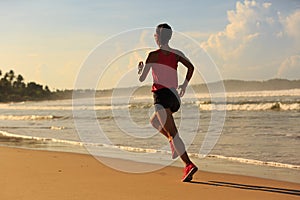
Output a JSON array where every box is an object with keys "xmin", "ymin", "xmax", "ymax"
[{"xmin": 0, "ymin": 89, "xmax": 299, "ymax": 182}]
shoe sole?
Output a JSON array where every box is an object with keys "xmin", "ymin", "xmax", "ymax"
[{"xmin": 182, "ymin": 166, "xmax": 198, "ymax": 182}]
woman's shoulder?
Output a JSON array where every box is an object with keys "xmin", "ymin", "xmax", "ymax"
[
  {"xmin": 169, "ymin": 48, "xmax": 185, "ymax": 62},
  {"xmin": 146, "ymin": 49, "xmax": 160, "ymax": 63},
  {"xmin": 170, "ymin": 48, "xmax": 184, "ymax": 57},
  {"xmin": 149, "ymin": 49, "xmax": 160, "ymax": 55}
]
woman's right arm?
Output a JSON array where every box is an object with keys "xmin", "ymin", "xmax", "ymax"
[{"xmin": 138, "ymin": 52, "xmax": 155, "ymax": 82}]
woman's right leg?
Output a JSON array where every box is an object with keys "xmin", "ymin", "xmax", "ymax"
[
  {"xmin": 155, "ymin": 108, "xmax": 192, "ymax": 165},
  {"xmin": 152, "ymin": 107, "xmax": 198, "ymax": 182},
  {"xmin": 150, "ymin": 113, "xmax": 170, "ymax": 139},
  {"xmin": 150, "ymin": 113, "xmax": 179, "ymax": 159}
]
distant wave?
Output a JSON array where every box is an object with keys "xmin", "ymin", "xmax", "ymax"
[
  {"xmin": 0, "ymin": 105, "xmax": 74, "ymax": 111},
  {"xmin": 129, "ymin": 103, "xmax": 153, "ymax": 109},
  {"xmin": 0, "ymin": 105, "xmax": 129, "ymax": 111},
  {"xmin": 129, "ymin": 101, "xmax": 300, "ymax": 111},
  {"xmin": 97, "ymin": 116, "xmax": 114, "ymax": 120},
  {"xmin": 0, "ymin": 88, "xmax": 299, "ymax": 112},
  {"xmin": 197, "ymin": 102, "xmax": 300, "ymax": 111},
  {"xmin": 192, "ymin": 88, "xmax": 300, "ymax": 98},
  {"xmin": 1, "ymin": 130, "xmax": 299, "ymax": 170},
  {"xmin": 0, "ymin": 101, "xmax": 298, "ymax": 112},
  {"xmin": 0, "ymin": 115, "xmax": 62, "ymax": 121}
]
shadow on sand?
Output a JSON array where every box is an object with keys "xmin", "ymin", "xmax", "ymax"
[{"xmin": 189, "ymin": 180, "xmax": 300, "ymax": 196}]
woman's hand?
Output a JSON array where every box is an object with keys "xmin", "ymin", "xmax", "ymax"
[
  {"xmin": 178, "ymin": 80, "xmax": 189, "ymax": 97},
  {"xmin": 177, "ymin": 84, "xmax": 187, "ymax": 97},
  {"xmin": 138, "ymin": 61, "xmax": 144, "ymax": 74}
]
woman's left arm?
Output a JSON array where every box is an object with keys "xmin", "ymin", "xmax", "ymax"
[{"xmin": 177, "ymin": 51, "xmax": 194, "ymax": 97}]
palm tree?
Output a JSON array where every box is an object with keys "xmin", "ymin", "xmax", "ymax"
[
  {"xmin": 17, "ymin": 74, "xmax": 24, "ymax": 82},
  {"xmin": 13, "ymin": 74, "xmax": 25, "ymax": 88},
  {"xmin": 45, "ymin": 85, "xmax": 50, "ymax": 92},
  {"xmin": 8, "ymin": 70, "xmax": 15, "ymax": 83}
]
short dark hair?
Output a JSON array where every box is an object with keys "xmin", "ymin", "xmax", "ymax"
[{"xmin": 156, "ymin": 23, "xmax": 172, "ymax": 45}]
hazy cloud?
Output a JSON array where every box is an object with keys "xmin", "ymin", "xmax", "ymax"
[
  {"xmin": 277, "ymin": 55, "xmax": 300, "ymax": 79},
  {"xmin": 283, "ymin": 9, "xmax": 300, "ymax": 41}
]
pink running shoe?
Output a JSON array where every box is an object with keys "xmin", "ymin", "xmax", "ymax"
[
  {"xmin": 182, "ymin": 163, "xmax": 198, "ymax": 182},
  {"xmin": 169, "ymin": 140, "xmax": 178, "ymax": 159}
]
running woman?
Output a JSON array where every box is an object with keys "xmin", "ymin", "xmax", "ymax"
[{"xmin": 138, "ymin": 23, "xmax": 198, "ymax": 182}]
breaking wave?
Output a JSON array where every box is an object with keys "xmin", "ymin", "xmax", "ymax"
[{"xmin": 197, "ymin": 101, "xmax": 300, "ymax": 111}]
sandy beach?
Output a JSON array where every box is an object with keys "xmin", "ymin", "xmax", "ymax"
[{"xmin": 1, "ymin": 146, "xmax": 299, "ymax": 200}]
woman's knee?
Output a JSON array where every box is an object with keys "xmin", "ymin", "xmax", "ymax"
[
  {"xmin": 150, "ymin": 114, "xmax": 158, "ymax": 128},
  {"xmin": 150, "ymin": 118, "xmax": 155, "ymax": 127}
]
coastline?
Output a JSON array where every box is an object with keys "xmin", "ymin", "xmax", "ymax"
[
  {"xmin": 1, "ymin": 146, "xmax": 299, "ymax": 200},
  {"xmin": 1, "ymin": 128, "xmax": 300, "ymax": 184}
]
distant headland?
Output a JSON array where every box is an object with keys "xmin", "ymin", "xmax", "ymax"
[{"xmin": 0, "ymin": 69, "xmax": 299, "ymax": 102}]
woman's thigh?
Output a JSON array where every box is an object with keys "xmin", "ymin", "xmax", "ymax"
[{"xmin": 156, "ymin": 108, "xmax": 178, "ymax": 137}]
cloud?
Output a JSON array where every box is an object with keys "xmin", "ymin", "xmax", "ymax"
[
  {"xmin": 282, "ymin": 9, "xmax": 300, "ymax": 41},
  {"xmin": 183, "ymin": 31, "xmax": 212, "ymax": 41},
  {"xmin": 128, "ymin": 30, "xmax": 149, "ymax": 69},
  {"xmin": 276, "ymin": 9, "xmax": 300, "ymax": 80},
  {"xmin": 201, "ymin": 0, "xmax": 300, "ymax": 80},
  {"xmin": 277, "ymin": 55, "xmax": 300, "ymax": 79}
]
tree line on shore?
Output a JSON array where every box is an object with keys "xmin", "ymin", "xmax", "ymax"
[{"xmin": 0, "ymin": 69, "xmax": 72, "ymax": 102}]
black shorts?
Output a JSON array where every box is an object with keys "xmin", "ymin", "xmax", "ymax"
[{"xmin": 153, "ymin": 88, "xmax": 181, "ymax": 113}]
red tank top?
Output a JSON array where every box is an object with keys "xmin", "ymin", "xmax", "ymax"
[{"xmin": 151, "ymin": 49, "xmax": 178, "ymax": 92}]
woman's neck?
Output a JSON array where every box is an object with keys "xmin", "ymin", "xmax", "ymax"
[{"xmin": 159, "ymin": 44, "xmax": 170, "ymax": 50}]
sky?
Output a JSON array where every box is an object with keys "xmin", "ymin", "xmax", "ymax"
[{"xmin": 0, "ymin": 0, "xmax": 299, "ymax": 90}]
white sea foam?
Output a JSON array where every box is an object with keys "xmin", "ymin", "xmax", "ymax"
[
  {"xmin": 206, "ymin": 154, "xmax": 300, "ymax": 170},
  {"xmin": 1, "ymin": 130, "xmax": 299, "ymax": 170},
  {"xmin": 50, "ymin": 126, "xmax": 65, "ymax": 130},
  {"xmin": 117, "ymin": 145, "xmax": 161, "ymax": 154},
  {"xmin": 0, "ymin": 131, "xmax": 83, "ymax": 146}
]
